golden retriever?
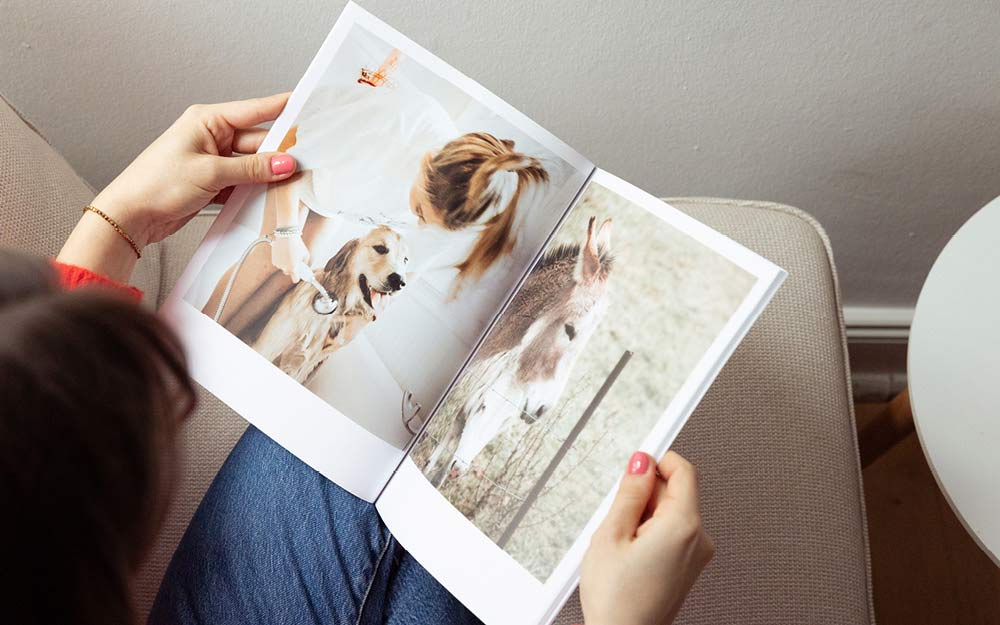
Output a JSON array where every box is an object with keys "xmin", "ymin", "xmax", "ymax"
[{"xmin": 253, "ymin": 225, "xmax": 409, "ymax": 383}]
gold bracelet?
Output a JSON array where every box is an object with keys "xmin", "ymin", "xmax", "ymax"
[{"xmin": 83, "ymin": 205, "xmax": 141, "ymax": 259}]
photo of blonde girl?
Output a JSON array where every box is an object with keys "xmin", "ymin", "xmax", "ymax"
[
  {"xmin": 183, "ymin": 24, "xmax": 589, "ymax": 449},
  {"xmin": 202, "ymin": 121, "xmax": 549, "ymax": 339}
]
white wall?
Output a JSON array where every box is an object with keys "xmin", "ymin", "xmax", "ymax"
[{"xmin": 2, "ymin": 0, "xmax": 998, "ymax": 308}]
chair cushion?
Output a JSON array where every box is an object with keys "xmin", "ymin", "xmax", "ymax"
[
  {"xmin": 136, "ymin": 201, "xmax": 873, "ymax": 625},
  {"xmin": 0, "ymin": 95, "xmax": 162, "ymax": 301}
]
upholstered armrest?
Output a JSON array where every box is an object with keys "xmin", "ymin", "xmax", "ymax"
[{"xmin": 0, "ymin": 95, "xmax": 162, "ymax": 302}]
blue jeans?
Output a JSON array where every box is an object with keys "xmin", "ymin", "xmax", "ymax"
[{"xmin": 149, "ymin": 426, "xmax": 482, "ymax": 625}]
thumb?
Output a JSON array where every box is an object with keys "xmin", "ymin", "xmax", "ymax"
[
  {"xmin": 600, "ymin": 451, "xmax": 657, "ymax": 541},
  {"xmin": 213, "ymin": 152, "xmax": 297, "ymax": 188}
]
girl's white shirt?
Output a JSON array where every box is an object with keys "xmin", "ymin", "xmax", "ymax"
[{"xmin": 287, "ymin": 81, "xmax": 478, "ymax": 278}]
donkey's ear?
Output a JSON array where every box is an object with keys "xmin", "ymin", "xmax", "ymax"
[
  {"xmin": 595, "ymin": 218, "xmax": 612, "ymax": 250},
  {"xmin": 326, "ymin": 238, "xmax": 359, "ymax": 273},
  {"xmin": 584, "ymin": 216, "xmax": 598, "ymax": 255}
]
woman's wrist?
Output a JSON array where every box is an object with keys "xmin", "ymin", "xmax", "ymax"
[
  {"xmin": 56, "ymin": 206, "xmax": 141, "ymax": 284},
  {"xmin": 90, "ymin": 188, "xmax": 153, "ymax": 249},
  {"xmin": 274, "ymin": 212, "xmax": 299, "ymax": 230}
]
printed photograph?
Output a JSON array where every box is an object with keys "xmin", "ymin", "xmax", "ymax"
[
  {"xmin": 182, "ymin": 23, "xmax": 585, "ymax": 449},
  {"xmin": 410, "ymin": 181, "xmax": 758, "ymax": 581}
]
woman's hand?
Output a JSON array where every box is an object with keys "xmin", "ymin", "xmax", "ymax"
[
  {"xmin": 580, "ymin": 451, "xmax": 714, "ymax": 625},
  {"xmin": 270, "ymin": 234, "xmax": 311, "ymax": 284},
  {"xmin": 58, "ymin": 93, "xmax": 298, "ymax": 283}
]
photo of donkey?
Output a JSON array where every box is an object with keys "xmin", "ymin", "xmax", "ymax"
[
  {"xmin": 423, "ymin": 216, "xmax": 614, "ymax": 486},
  {"xmin": 410, "ymin": 181, "xmax": 758, "ymax": 581}
]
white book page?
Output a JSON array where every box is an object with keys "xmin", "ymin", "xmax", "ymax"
[
  {"xmin": 161, "ymin": 2, "xmax": 592, "ymax": 502},
  {"xmin": 377, "ymin": 169, "xmax": 785, "ymax": 624}
]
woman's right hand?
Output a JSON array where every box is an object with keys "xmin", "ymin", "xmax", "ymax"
[
  {"xmin": 59, "ymin": 93, "xmax": 297, "ymax": 284},
  {"xmin": 271, "ymin": 234, "xmax": 311, "ymax": 283},
  {"xmin": 580, "ymin": 451, "xmax": 714, "ymax": 625}
]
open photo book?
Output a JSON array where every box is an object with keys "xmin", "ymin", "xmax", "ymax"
[{"xmin": 161, "ymin": 3, "xmax": 786, "ymax": 624}]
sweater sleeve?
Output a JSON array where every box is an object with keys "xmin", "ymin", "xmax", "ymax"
[{"xmin": 52, "ymin": 261, "xmax": 144, "ymax": 302}]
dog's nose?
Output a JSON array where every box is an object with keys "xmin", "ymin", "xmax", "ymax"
[{"xmin": 388, "ymin": 273, "xmax": 405, "ymax": 291}]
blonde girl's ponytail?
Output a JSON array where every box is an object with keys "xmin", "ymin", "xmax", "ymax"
[{"xmin": 421, "ymin": 133, "xmax": 549, "ymax": 295}]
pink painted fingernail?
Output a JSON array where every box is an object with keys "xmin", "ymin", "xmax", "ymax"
[
  {"xmin": 270, "ymin": 154, "xmax": 295, "ymax": 176},
  {"xmin": 627, "ymin": 451, "xmax": 649, "ymax": 475}
]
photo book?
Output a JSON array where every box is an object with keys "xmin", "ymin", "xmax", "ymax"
[{"xmin": 162, "ymin": 3, "xmax": 786, "ymax": 623}]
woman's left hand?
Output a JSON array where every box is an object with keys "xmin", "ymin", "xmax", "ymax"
[
  {"xmin": 580, "ymin": 451, "xmax": 714, "ymax": 625},
  {"xmin": 59, "ymin": 93, "xmax": 298, "ymax": 283}
]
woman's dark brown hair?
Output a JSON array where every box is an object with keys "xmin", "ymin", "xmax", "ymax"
[{"xmin": 0, "ymin": 249, "xmax": 195, "ymax": 625}]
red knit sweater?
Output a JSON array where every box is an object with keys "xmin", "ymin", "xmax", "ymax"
[{"xmin": 52, "ymin": 261, "xmax": 143, "ymax": 301}]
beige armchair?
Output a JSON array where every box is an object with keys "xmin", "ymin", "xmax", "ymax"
[{"xmin": 0, "ymin": 96, "xmax": 873, "ymax": 625}]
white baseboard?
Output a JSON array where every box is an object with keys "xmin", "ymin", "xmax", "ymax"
[
  {"xmin": 843, "ymin": 306, "xmax": 914, "ymax": 341},
  {"xmin": 844, "ymin": 306, "xmax": 912, "ymax": 400}
]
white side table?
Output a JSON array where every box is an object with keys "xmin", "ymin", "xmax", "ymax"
[{"xmin": 909, "ymin": 195, "xmax": 1000, "ymax": 566}]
